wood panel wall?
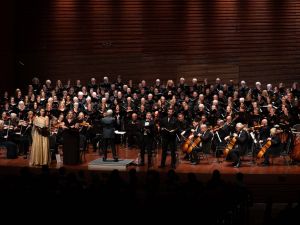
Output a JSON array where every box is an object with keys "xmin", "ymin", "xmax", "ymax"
[
  {"xmin": 14, "ymin": 0, "xmax": 300, "ymax": 89},
  {"xmin": 0, "ymin": 1, "xmax": 15, "ymax": 93}
]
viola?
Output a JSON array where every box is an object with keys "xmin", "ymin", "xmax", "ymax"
[{"xmin": 257, "ymin": 140, "xmax": 272, "ymax": 158}]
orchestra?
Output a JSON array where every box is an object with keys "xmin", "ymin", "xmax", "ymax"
[{"xmin": 0, "ymin": 76, "xmax": 299, "ymax": 169}]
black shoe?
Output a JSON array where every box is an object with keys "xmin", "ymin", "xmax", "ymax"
[
  {"xmin": 102, "ymin": 158, "xmax": 107, "ymax": 162},
  {"xmin": 183, "ymin": 155, "xmax": 189, "ymax": 161},
  {"xmin": 234, "ymin": 161, "xmax": 241, "ymax": 168},
  {"xmin": 114, "ymin": 158, "xmax": 119, "ymax": 162},
  {"xmin": 261, "ymin": 162, "xmax": 270, "ymax": 167}
]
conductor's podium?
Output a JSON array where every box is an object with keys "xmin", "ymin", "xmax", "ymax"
[{"xmin": 88, "ymin": 158, "xmax": 134, "ymax": 171}]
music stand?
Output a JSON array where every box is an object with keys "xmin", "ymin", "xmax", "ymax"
[{"xmin": 245, "ymin": 132, "xmax": 258, "ymax": 166}]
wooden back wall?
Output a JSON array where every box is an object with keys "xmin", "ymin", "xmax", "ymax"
[{"xmin": 12, "ymin": 0, "xmax": 300, "ymax": 89}]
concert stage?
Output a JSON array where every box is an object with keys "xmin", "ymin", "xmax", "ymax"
[{"xmin": 1, "ymin": 146, "xmax": 300, "ymax": 203}]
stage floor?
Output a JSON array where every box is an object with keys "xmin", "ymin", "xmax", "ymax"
[
  {"xmin": 1, "ymin": 145, "xmax": 300, "ymax": 203},
  {"xmin": 1, "ymin": 146, "xmax": 300, "ymax": 175}
]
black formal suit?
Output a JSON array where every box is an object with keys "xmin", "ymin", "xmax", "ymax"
[
  {"xmin": 259, "ymin": 126, "xmax": 271, "ymax": 142},
  {"xmin": 191, "ymin": 129, "xmax": 213, "ymax": 164},
  {"xmin": 140, "ymin": 120, "xmax": 155, "ymax": 166},
  {"xmin": 126, "ymin": 119, "xmax": 142, "ymax": 148},
  {"xmin": 101, "ymin": 116, "xmax": 118, "ymax": 161},
  {"xmin": 229, "ymin": 129, "xmax": 249, "ymax": 167},
  {"xmin": 160, "ymin": 116, "xmax": 178, "ymax": 168}
]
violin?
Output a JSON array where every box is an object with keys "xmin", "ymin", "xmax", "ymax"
[
  {"xmin": 79, "ymin": 121, "xmax": 90, "ymax": 127},
  {"xmin": 257, "ymin": 140, "xmax": 272, "ymax": 158},
  {"xmin": 212, "ymin": 125, "xmax": 223, "ymax": 132}
]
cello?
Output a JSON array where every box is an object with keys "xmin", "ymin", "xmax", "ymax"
[
  {"xmin": 223, "ymin": 136, "xmax": 237, "ymax": 157},
  {"xmin": 182, "ymin": 132, "xmax": 193, "ymax": 153},
  {"xmin": 187, "ymin": 135, "xmax": 202, "ymax": 153},
  {"xmin": 257, "ymin": 140, "xmax": 272, "ymax": 158}
]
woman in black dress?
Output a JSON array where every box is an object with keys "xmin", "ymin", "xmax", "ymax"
[{"xmin": 62, "ymin": 111, "xmax": 80, "ymax": 165}]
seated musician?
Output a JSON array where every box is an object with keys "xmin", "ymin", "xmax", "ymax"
[
  {"xmin": 190, "ymin": 124, "xmax": 213, "ymax": 165},
  {"xmin": 259, "ymin": 119, "xmax": 270, "ymax": 142},
  {"xmin": 261, "ymin": 128, "xmax": 281, "ymax": 166},
  {"xmin": 126, "ymin": 113, "xmax": 142, "ymax": 148},
  {"xmin": 226, "ymin": 123, "xmax": 249, "ymax": 168}
]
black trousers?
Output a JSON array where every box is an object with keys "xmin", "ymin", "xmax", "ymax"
[
  {"xmin": 229, "ymin": 147, "xmax": 240, "ymax": 164},
  {"xmin": 103, "ymin": 138, "xmax": 117, "ymax": 159},
  {"xmin": 191, "ymin": 146, "xmax": 201, "ymax": 163},
  {"xmin": 264, "ymin": 148, "xmax": 280, "ymax": 163},
  {"xmin": 161, "ymin": 137, "xmax": 177, "ymax": 167},
  {"xmin": 140, "ymin": 135, "xmax": 154, "ymax": 165}
]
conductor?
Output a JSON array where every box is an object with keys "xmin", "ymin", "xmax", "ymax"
[{"xmin": 101, "ymin": 109, "xmax": 118, "ymax": 162}]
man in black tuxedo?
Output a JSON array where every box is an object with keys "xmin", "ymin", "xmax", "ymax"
[
  {"xmin": 159, "ymin": 108, "xmax": 178, "ymax": 169},
  {"xmin": 139, "ymin": 112, "xmax": 155, "ymax": 168},
  {"xmin": 101, "ymin": 109, "xmax": 118, "ymax": 162}
]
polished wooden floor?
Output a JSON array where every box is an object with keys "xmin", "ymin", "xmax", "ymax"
[{"xmin": 1, "ymin": 145, "xmax": 300, "ymax": 175}]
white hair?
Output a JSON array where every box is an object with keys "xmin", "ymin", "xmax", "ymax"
[
  {"xmin": 10, "ymin": 113, "xmax": 17, "ymax": 119},
  {"xmin": 78, "ymin": 91, "xmax": 83, "ymax": 96},
  {"xmin": 106, "ymin": 109, "xmax": 113, "ymax": 116},
  {"xmin": 236, "ymin": 123, "xmax": 244, "ymax": 129},
  {"xmin": 241, "ymin": 80, "xmax": 246, "ymax": 85},
  {"xmin": 256, "ymin": 81, "xmax": 261, "ymax": 86},
  {"xmin": 18, "ymin": 101, "xmax": 24, "ymax": 106},
  {"xmin": 239, "ymin": 97, "xmax": 245, "ymax": 103}
]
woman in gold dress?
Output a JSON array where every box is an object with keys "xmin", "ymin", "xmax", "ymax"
[{"xmin": 29, "ymin": 108, "xmax": 50, "ymax": 166}]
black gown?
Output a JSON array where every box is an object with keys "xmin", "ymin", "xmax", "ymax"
[{"xmin": 62, "ymin": 118, "xmax": 80, "ymax": 165}]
